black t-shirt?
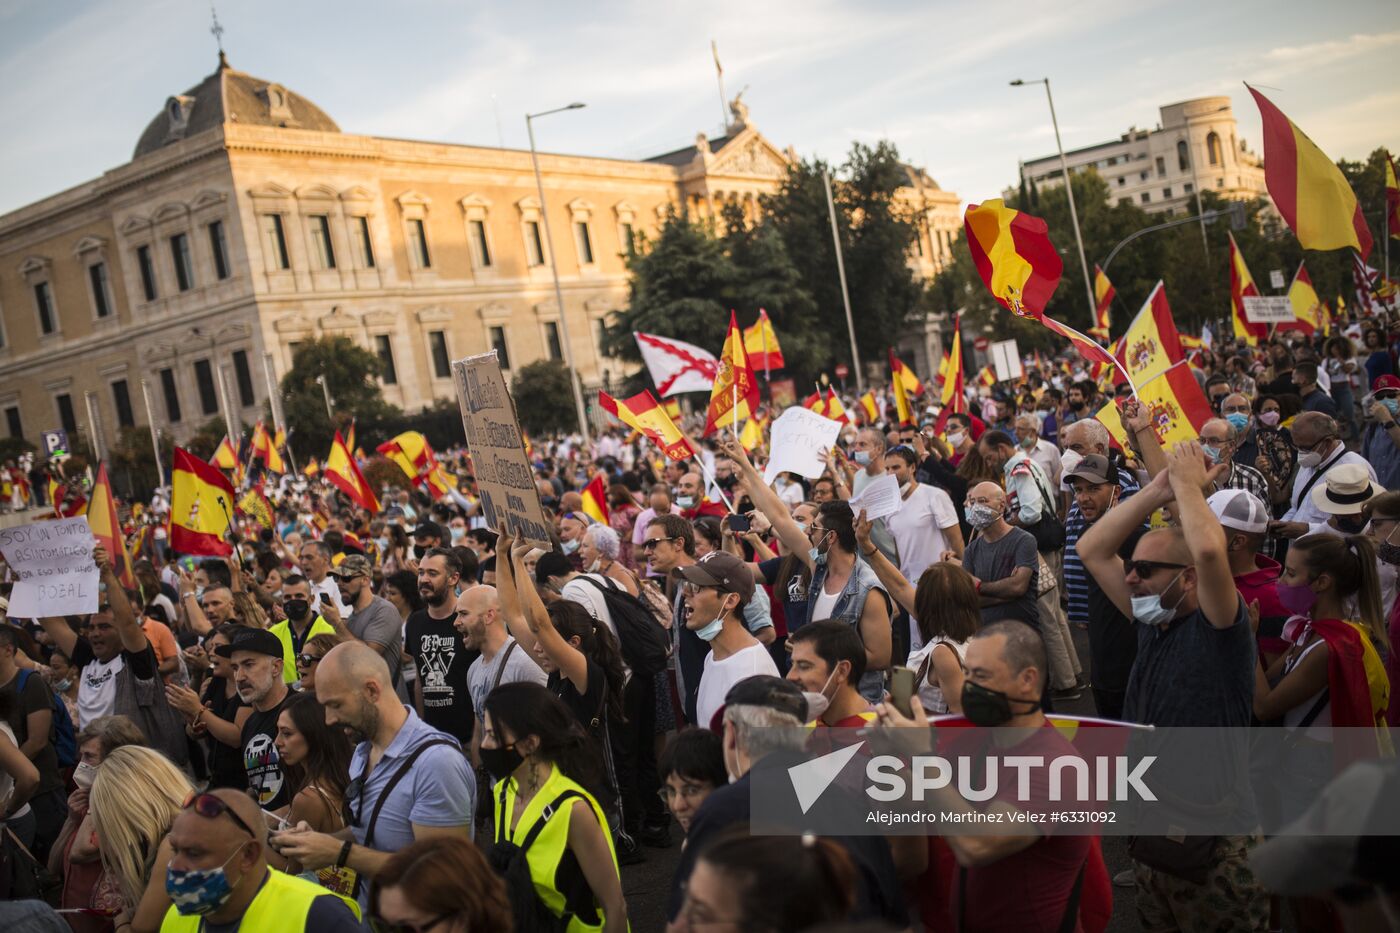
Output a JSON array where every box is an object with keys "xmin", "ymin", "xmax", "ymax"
[
  {"xmin": 241, "ymin": 691, "xmax": 291, "ymax": 810},
  {"xmin": 405, "ymin": 608, "xmax": 479, "ymax": 744},
  {"xmin": 759, "ymin": 557, "xmax": 810, "ymax": 636},
  {"xmin": 1086, "ymin": 573, "xmax": 1137, "ymax": 694},
  {"xmin": 1, "ymin": 669, "xmax": 62, "ymax": 794},
  {"xmin": 548, "ymin": 659, "xmax": 605, "ymax": 738},
  {"xmin": 205, "ymin": 676, "xmax": 248, "ymax": 791}
]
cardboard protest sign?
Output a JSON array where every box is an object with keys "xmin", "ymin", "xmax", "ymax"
[
  {"xmin": 452, "ymin": 352, "xmax": 553, "ymax": 548},
  {"xmin": 0, "ymin": 516, "xmax": 98, "ymax": 617},
  {"xmin": 763, "ymin": 406, "xmax": 842, "ymax": 485}
]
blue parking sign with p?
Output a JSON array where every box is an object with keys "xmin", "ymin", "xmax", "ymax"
[{"xmin": 42, "ymin": 429, "xmax": 69, "ymax": 459}]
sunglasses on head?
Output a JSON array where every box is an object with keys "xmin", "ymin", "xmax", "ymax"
[
  {"xmin": 1123, "ymin": 559, "xmax": 1189, "ymax": 579},
  {"xmin": 183, "ymin": 791, "xmax": 257, "ymax": 838}
]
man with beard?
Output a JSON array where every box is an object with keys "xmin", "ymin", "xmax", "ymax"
[
  {"xmin": 404, "ymin": 548, "xmax": 476, "ymax": 745},
  {"xmin": 274, "ymin": 643, "xmax": 473, "ymax": 916},
  {"xmin": 268, "ymin": 575, "xmax": 335, "ymax": 684},
  {"xmin": 216, "ymin": 628, "xmax": 292, "ymax": 812},
  {"xmin": 328, "ymin": 555, "xmax": 403, "ymax": 687}
]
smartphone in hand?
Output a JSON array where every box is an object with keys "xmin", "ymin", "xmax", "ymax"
[{"xmin": 889, "ymin": 666, "xmax": 917, "ymax": 719}]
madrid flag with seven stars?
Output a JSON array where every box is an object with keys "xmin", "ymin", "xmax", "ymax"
[
  {"xmin": 1248, "ymin": 85, "xmax": 1372, "ymax": 258},
  {"xmin": 171, "ymin": 446, "xmax": 235, "ymax": 556},
  {"xmin": 704, "ymin": 311, "xmax": 759, "ymax": 435},
  {"xmin": 598, "ymin": 390, "xmax": 697, "ymax": 461},
  {"xmin": 324, "ymin": 431, "xmax": 380, "ymax": 512}
]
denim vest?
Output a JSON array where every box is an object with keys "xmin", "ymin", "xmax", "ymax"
[{"xmin": 807, "ymin": 552, "xmax": 889, "ymax": 701}]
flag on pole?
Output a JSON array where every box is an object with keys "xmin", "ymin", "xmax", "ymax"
[
  {"xmin": 250, "ymin": 422, "xmax": 285, "ymax": 473},
  {"xmin": 211, "ymin": 435, "xmax": 238, "ymax": 471},
  {"xmin": 1090, "ymin": 265, "xmax": 1114, "ymax": 341},
  {"xmin": 976, "ymin": 366, "xmax": 997, "ymax": 388},
  {"xmin": 859, "ymin": 392, "xmax": 879, "ymax": 424},
  {"xmin": 963, "ymin": 199, "xmax": 1063, "ymax": 318},
  {"xmin": 1386, "ymin": 151, "xmax": 1399, "ymax": 240},
  {"xmin": 344, "ymin": 420, "xmax": 357, "ymax": 458},
  {"xmin": 1285, "ymin": 262, "xmax": 1325, "ymax": 334},
  {"xmin": 663, "ymin": 399, "xmax": 683, "ymax": 423},
  {"xmin": 89, "ymin": 463, "xmax": 136, "ymax": 590},
  {"xmin": 889, "ymin": 350, "xmax": 921, "ymax": 426},
  {"xmin": 738, "ymin": 417, "xmax": 765, "ymax": 452},
  {"xmin": 325, "ymin": 431, "xmax": 380, "ymax": 512},
  {"xmin": 803, "ymin": 389, "xmax": 849, "ymax": 425},
  {"xmin": 704, "ymin": 311, "xmax": 759, "ymax": 435},
  {"xmin": 598, "ymin": 390, "xmax": 697, "ymax": 461},
  {"xmin": 302, "ymin": 458, "xmax": 319, "ymax": 476},
  {"xmin": 1247, "ymin": 85, "xmax": 1372, "ymax": 258},
  {"xmin": 580, "ymin": 473, "xmax": 610, "ymax": 524},
  {"xmin": 376, "ymin": 431, "xmax": 449, "ymax": 496},
  {"xmin": 1136, "ymin": 361, "xmax": 1215, "ymax": 448},
  {"xmin": 171, "ymin": 446, "xmax": 235, "ymax": 556},
  {"xmin": 1228, "ymin": 232, "xmax": 1267, "ymax": 346},
  {"xmin": 933, "ymin": 316, "xmax": 967, "ymax": 434},
  {"xmin": 1116, "ymin": 282, "xmax": 1185, "ymax": 387},
  {"xmin": 711, "ymin": 39, "xmax": 722, "ymax": 76},
  {"xmin": 1353, "ymin": 252, "xmax": 1380, "ymax": 316},
  {"xmin": 237, "ymin": 487, "xmax": 275, "ymax": 530},
  {"xmin": 742, "ymin": 309, "xmax": 785, "ymax": 374},
  {"xmin": 634, "ymin": 332, "xmax": 719, "ymax": 397}
]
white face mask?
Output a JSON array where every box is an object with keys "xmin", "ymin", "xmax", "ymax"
[
  {"xmin": 73, "ymin": 761, "xmax": 99, "ymax": 790},
  {"xmin": 947, "ymin": 432, "xmax": 966, "ymax": 448},
  {"xmin": 802, "ymin": 667, "xmax": 838, "ymax": 722}
]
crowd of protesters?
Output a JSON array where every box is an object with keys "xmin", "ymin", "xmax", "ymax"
[{"xmin": 0, "ymin": 309, "xmax": 1398, "ymax": 932}]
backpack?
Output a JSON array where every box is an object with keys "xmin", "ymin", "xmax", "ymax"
[
  {"xmin": 574, "ymin": 576, "xmax": 670, "ymax": 677},
  {"xmin": 489, "ymin": 785, "xmax": 586, "ymax": 933},
  {"xmin": 18, "ymin": 670, "xmax": 76, "ymax": 769}
]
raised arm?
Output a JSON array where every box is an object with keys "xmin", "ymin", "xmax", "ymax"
[
  {"xmin": 1119, "ymin": 399, "xmax": 1167, "ymax": 479},
  {"xmin": 38, "ymin": 617, "xmax": 77, "ymax": 659},
  {"xmin": 96, "ymin": 546, "xmax": 149, "ymax": 655},
  {"xmin": 1164, "ymin": 441, "xmax": 1238, "ymax": 629},
  {"xmin": 718, "ymin": 437, "xmax": 813, "ymax": 572},
  {"xmin": 854, "ymin": 510, "xmax": 916, "ymax": 615},
  {"xmin": 501, "ymin": 527, "xmax": 586, "ymax": 690},
  {"xmin": 493, "ymin": 527, "xmax": 537, "ymax": 657}
]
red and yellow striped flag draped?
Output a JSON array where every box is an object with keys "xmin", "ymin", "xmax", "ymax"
[
  {"xmin": 889, "ymin": 350, "xmax": 921, "ymax": 426},
  {"xmin": 598, "ymin": 390, "xmax": 697, "ymax": 462},
  {"xmin": 325, "ymin": 431, "xmax": 380, "ymax": 512},
  {"xmin": 741, "ymin": 309, "xmax": 785, "ymax": 375},
  {"xmin": 1228, "ymin": 233, "xmax": 1267, "ymax": 346},
  {"xmin": 963, "ymin": 199, "xmax": 1063, "ymax": 318},
  {"xmin": 1248, "ymin": 86, "xmax": 1372, "ymax": 259},
  {"xmin": 1090, "ymin": 265, "xmax": 1114, "ymax": 342},
  {"xmin": 171, "ymin": 447, "xmax": 235, "ymax": 556},
  {"xmin": 704, "ymin": 311, "xmax": 760, "ymax": 435},
  {"xmin": 1137, "ymin": 361, "xmax": 1214, "ymax": 448},
  {"xmin": 89, "ymin": 462, "xmax": 136, "ymax": 589},
  {"xmin": 1285, "ymin": 262, "xmax": 1326, "ymax": 335},
  {"xmin": 580, "ymin": 473, "xmax": 610, "ymax": 524},
  {"xmin": 250, "ymin": 422, "xmax": 285, "ymax": 473}
]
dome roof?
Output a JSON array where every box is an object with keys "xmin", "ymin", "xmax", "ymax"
[{"xmin": 133, "ymin": 54, "xmax": 340, "ymax": 159}]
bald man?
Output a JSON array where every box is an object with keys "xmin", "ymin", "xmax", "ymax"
[
  {"xmin": 951, "ymin": 482, "xmax": 1041, "ymax": 629},
  {"xmin": 164, "ymin": 788, "xmax": 360, "ymax": 929},
  {"xmin": 457, "ymin": 585, "xmax": 545, "ymax": 766},
  {"xmin": 273, "ymin": 643, "xmax": 474, "ymax": 915},
  {"xmin": 1272, "ymin": 411, "xmax": 1377, "ymax": 538}
]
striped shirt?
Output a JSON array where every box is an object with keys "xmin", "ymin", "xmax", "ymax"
[{"xmin": 1064, "ymin": 468, "xmax": 1141, "ymax": 628}]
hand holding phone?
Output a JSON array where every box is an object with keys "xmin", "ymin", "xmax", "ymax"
[{"xmin": 888, "ymin": 666, "xmax": 916, "ymax": 719}]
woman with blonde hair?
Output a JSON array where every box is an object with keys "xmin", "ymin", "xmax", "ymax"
[{"xmin": 90, "ymin": 745, "xmax": 193, "ymax": 932}]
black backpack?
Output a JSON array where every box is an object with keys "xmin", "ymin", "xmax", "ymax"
[
  {"xmin": 489, "ymin": 785, "xmax": 586, "ymax": 933},
  {"xmin": 574, "ymin": 576, "xmax": 670, "ymax": 676}
]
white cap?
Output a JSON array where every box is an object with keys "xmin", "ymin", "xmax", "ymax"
[{"xmin": 1207, "ymin": 488, "xmax": 1270, "ymax": 534}]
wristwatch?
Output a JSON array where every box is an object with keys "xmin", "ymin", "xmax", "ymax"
[{"xmin": 336, "ymin": 839, "xmax": 353, "ymax": 868}]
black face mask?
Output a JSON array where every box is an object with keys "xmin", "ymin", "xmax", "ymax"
[
  {"xmin": 412, "ymin": 544, "xmax": 429, "ymax": 560},
  {"xmin": 716, "ymin": 474, "xmax": 737, "ymax": 491},
  {"xmin": 1380, "ymin": 542, "xmax": 1400, "ymax": 566},
  {"xmin": 479, "ymin": 743, "xmax": 523, "ymax": 781},
  {"xmin": 1068, "ymin": 400, "xmax": 1085, "ymax": 412},
  {"xmin": 1335, "ymin": 516, "xmax": 1368, "ymax": 535},
  {"xmin": 961, "ymin": 681, "xmax": 1040, "ymax": 727},
  {"xmin": 283, "ymin": 598, "xmax": 310, "ymax": 621}
]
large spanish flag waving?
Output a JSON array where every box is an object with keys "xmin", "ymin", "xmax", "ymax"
[
  {"xmin": 171, "ymin": 446, "xmax": 235, "ymax": 556},
  {"xmin": 1137, "ymin": 361, "xmax": 1214, "ymax": 449},
  {"xmin": 741, "ymin": 309, "xmax": 785, "ymax": 376},
  {"xmin": 325, "ymin": 431, "xmax": 380, "ymax": 512},
  {"xmin": 1285, "ymin": 262, "xmax": 1326, "ymax": 335},
  {"xmin": 598, "ymin": 390, "xmax": 697, "ymax": 461},
  {"xmin": 1248, "ymin": 85, "xmax": 1372, "ymax": 259},
  {"xmin": 580, "ymin": 473, "xmax": 610, "ymax": 524},
  {"xmin": 1228, "ymin": 233, "xmax": 1267, "ymax": 346},
  {"xmin": 963, "ymin": 199, "xmax": 1063, "ymax": 318},
  {"xmin": 704, "ymin": 311, "xmax": 760, "ymax": 436},
  {"xmin": 1116, "ymin": 283, "xmax": 1183, "ymax": 388},
  {"xmin": 89, "ymin": 462, "xmax": 136, "ymax": 589}
]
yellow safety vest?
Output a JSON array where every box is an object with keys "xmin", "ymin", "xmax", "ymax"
[
  {"xmin": 159, "ymin": 866, "xmax": 360, "ymax": 932},
  {"xmin": 269, "ymin": 617, "xmax": 336, "ymax": 683}
]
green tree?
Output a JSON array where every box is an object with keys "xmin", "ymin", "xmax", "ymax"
[
  {"xmin": 108, "ymin": 425, "xmax": 177, "ymax": 499},
  {"xmin": 510, "ymin": 360, "xmax": 578, "ymax": 436},
  {"xmin": 275, "ymin": 336, "xmax": 399, "ymax": 459},
  {"xmin": 719, "ymin": 202, "xmax": 821, "ymax": 378}
]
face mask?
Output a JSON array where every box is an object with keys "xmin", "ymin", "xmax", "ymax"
[
  {"xmin": 1035, "ymin": 410, "xmax": 1050, "ymax": 425},
  {"xmin": 1277, "ymin": 579, "xmax": 1320, "ymax": 617},
  {"xmin": 1069, "ymin": 400, "xmax": 1086, "ymax": 411},
  {"xmin": 73, "ymin": 761, "xmax": 98, "ymax": 790},
  {"xmin": 166, "ymin": 843, "xmax": 246, "ymax": 916},
  {"xmin": 961, "ymin": 681, "xmax": 1039, "ymax": 727},
  {"xmin": 967, "ymin": 503, "xmax": 1002, "ymax": 529},
  {"xmin": 282, "ymin": 598, "xmax": 310, "ymax": 620},
  {"xmin": 54, "ymin": 678, "xmax": 73, "ymax": 693},
  {"xmin": 479, "ymin": 743, "xmax": 524, "ymax": 782},
  {"xmin": 694, "ymin": 614, "xmax": 726, "ymax": 642},
  {"xmin": 375, "ymin": 537, "xmax": 391, "ymax": 552},
  {"xmin": 450, "ymin": 527, "xmax": 467, "ymax": 542},
  {"xmin": 561, "ymin": 538, "xmax": 580, "ymax": 555},
  {"xmin": 1298, "ymin": 449, "xmax": 1326, "ymax": 470},
  {"xmin": 946, "ymin": 432, "xmax": 966, "ymax": 448},
  {"xmin": 1380, "ymin": 525, "xmax": 1400, "ymax": 566},
  {"xmin": 852, "ymin": 450, "xmax": 872, "ymax": 466},
  {"xmin": 676, "ymin": 495, "xmax": 696, "ymax": 510},
  {"xmin": 802, "ymin": 668, "xmax": 838, "ymax": 722},
  {"xmin": 1060, "ymin": 449, "xmax": 1083, "ymax": 476},
  {"xmin": 1201, "ymin": 444, "xmax": 1224, "ymax": 465},
  {"xmin": 1225, "ymin": 413, "xmax": 1250, "ymax": 433},
  {"xmin": 1383, "ymin": 398, "xmax": 1400, "ymax": 417},
  {"xmin": 194, "ymin": 585, "xmax": 206, "ymax": 601},
  {"xmin": 1019, "ymin": 435, "xmax": 1037, "ymax": 449},
  {"xmin": 1258, "ymin": 410, "xmax": 1281, "ymax": 427},
  {"xmin": 1129, "ymin": 569, "xmax": 1189, "ymax": 626},
  {"xmin": 413, "ymin": 544, "xmax": 429, "ymax": 559}
]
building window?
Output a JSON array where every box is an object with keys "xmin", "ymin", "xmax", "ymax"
[
  {"xmin": 1139, "ymin": 170, "xmax": 1149, "ymax": 181},
  {"xmin": 524, "ymin": 221, "xmax": 545, "ymax": 266},
  {"xmin": 170, "ymin": 233, "xmax": 194, "ymax": 291},
  {"xmin": 137, "ymin": 245, "xmax": 158, "ymax": 300},
  {"xmin": 56, "ymin": 394, "xmax": 77, "ymax": 435},
  {"xmin": 545, "ymin": 321, "xmax": 563, "ymax": 361},
  {"xmin": 1155, "ymin": 156, "xmax": 1166, "ymax": 177},
  {"xmin": 1177, "ymin": 140, "xmax": 1189, "ymax": 172},
  {"xmin": 1118, "ymin": 197, "xmax": 1132, "ymax": 207},
  {"xmin": 1140, "ymin": 192, "xmax": 1151, "ymax": 204},
  {"xmin": 34, "ymin": 281, "xmax": 56, "ymax": 335},
  {"xmin": 308, "ymin": 214, "xmax": 336, "ymax": 270},
  {"xmin": 1207, "ymin": 132, "xmax": 1223, "ymax": 166},
  {"xmin": 469, "ymin": 220, "xmax": 492, "ymax": 268},
  {"xmin": 490, "ymin": 326, "xmax": 511, "ymax": 369},
  {"xmin": 112, "ymin": 379, "xmax": 134, "ymax": 427},
  {"xmin": 1163, "ymin": 187, "xmax": 1173, "ymax": 199},
  {"xmin": 375, "ymin": 335, "xmax": 397, "ymax": 385},
  {"xmin": 429, "ymin": 331, "xmax": 451, "ymax": 378},
  {"xmin": 4, "ymin": 406, "xmax": 21, "ymax": 439},
  {"xmin": 88, "ymin": 262, "xmax": 112, "ymax": 318},
  {"xmin": 261, "ymin": 214, "xmax": 290, "ymax": 270},
  {"xmin": 231, "ymin": 350, "xmax": 254, "ymax": 407},
  {"xmin": 208, "ymin": 221, "xmax": 230, "ymax": 280},
  {"xmin": 1117, "ymin": 176, "xmax": 1126, "ymax": 187},
  {"xmin": 1216, "ymin": 177, "xmax": 1225, "ymax": 188},
  {"xmin": 408, "ymin": 219, "xmax": 432, "ymax": 269},
  {"xmin": 619, "ymin": 222, "xmax": 635, "ymax": 256},
  {"xmin": 159, "ymin": 367, "xmax": 181, "ymax": 422},
  {"xmin": 193, "ymin": 358, "xmax": 218, "ymax": 415},
  {"xmin": 1184, "ymin": 182, "xmax": 1194, "ymax": 194},
  {"xmin": 354, "ymin": 216, "xmax": 376, "ymax": 268},
  {"xmin": 574, "ymin": 222, "xmax": 594, "ymax": 265}
]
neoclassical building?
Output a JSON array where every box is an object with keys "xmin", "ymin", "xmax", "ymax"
[{"xmin": 0, "ymin": 55, "xmax": 961, "ymax": 453}]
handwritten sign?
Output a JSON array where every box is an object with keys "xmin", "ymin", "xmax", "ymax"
[
  {"xmin": 763, "ymin": 407, "xmax": 843, "ymax": 485},
  {"xmin": 1242, "ymin": 296, "xmax": 1295, "ymax": 324},
  {"xmin": 0, "ymin": 516, "xmax": 98, "ymax": 617},
  {"xmin": 452, "ymin": 352, "xmax": 553, "ymax": 549}
]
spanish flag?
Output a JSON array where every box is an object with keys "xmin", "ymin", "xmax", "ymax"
[
  {"xmin": 859, "ymin": 392, "xmax": 880, "ymax": 424},
  {"xmin": 1228, "ymin": 233, "xmax": 1266, "ymax": 346},
  {"xmin": 1116, "ymin": 282, "xmax": 1183, "ymax": 388},
  {"xmin": 739, "ymin": 416, "xmax": 765, "ymax": 452},
  {"xmin": 741, "ymin": 309, "xmax": 785, "ymax": 375},
  {"xmin": 48, "ymin": 477, "xmax": 87, "ymax": 518},
  {"xmin": 1137, "ymin": 361, "xmax": 1214, "ymax": 449},
  {"xmin": 1248, "ymin": 85, "xmax": 1372, "ymax": 259},
  {"xmin": 377, "ymin": 431, "xmax": 446, "ymax": 495},
  {"xmin": 963, "ymin": 198, "xmax": 1063, "ymax": 319},
  {"xmin": 1285, "ymin": 262, "xmax": 1325, "ymax": 335},
  {"xmin": 977, "ymin": 366, "xmax": 997, "ymax": 388},
  {"xmin": 171, "ymin": 446, "xmax": 235, "ymax": 556},
  {"xmin": 237, "ymin": 487, "xmax": 275, "ymax": 530},
  {"xmin": 580, "ymin": 473, "xmax": 610, "ymax": 524},
  {"xmin": 1387, "ymin": 152, "xmax": 1399, "ymax": 240},
  {"xmin": 302, "ymin": 458, "xmax": 319, "ymax": 476},
  {"xmin": 889, "ymin": 350, "xmax": 921, "ymax": 426},
  {"xmin": 663, "ymin": 399, "xmax": 683, "ymax": 424},
  {"xmin": 598, "ymin": 389, "xmax": 697, "ymax": 462},
  {"xmin": 210, "ymin": 435, "xmax": 238, "ymax": 471},
  {"xmin": 250, "ymin": 422, "xmax": 285, "ymax": 473},
  {"xmin": 89, "ymin": 462, "xmax": 136, "ymax": 589},
  {"xmin": 1090, "ymin": 265, "xmax": 1114, "ymax": 342},
  {"xmin": 933, "ymin": 315, "xmax": 967, "ymax": 434},
  {"xmin": 803, "ymin": 388, "xmax": 850, "ymax": 425},
  {"xmin": 325, "ymin": 430, "xmax": 380, "ymax": 512},
  {"xmin": 704, "ymin": 310, "xmax": 760, "ymax": 436},
  {"xmin": 344, "ymin": 419, "xmax": 357, "ymax": 458}
]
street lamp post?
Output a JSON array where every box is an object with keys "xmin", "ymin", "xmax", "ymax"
[
  {"xmin": 823, "ymin": 171, "xmax": 865, "ymax": 394},
  {"xmin": 527, "ymin": 102, "xmax": 592, "ymax": 444},
  {"xmin": 1011, "ymin": 78, "xmax": 1096, "ymax": 325}
]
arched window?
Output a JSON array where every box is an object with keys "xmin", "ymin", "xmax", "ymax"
[
  {"xmin": 1177, "ymin": 140, "xmax": 1190, "ymax": 172},
  {"xmin": 1207, "ymin": 132, "xmax": 1223, "ymax": 166}
]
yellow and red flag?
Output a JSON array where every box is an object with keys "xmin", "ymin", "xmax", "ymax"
[
  {"xmin": 1248, "ymin": 85, "xmax": 1372, "ymax": 259},
  {"xmin": 933, "ymin": 316, "xmax": 967, "ymax": 434},
  {"xmin": 210, "ymin": 435, "xmax": 238, "ymax": 471},
  {"xmin": 48, "ymin": 477, "xmax": 87, "ymax": 518},
  {"xmin": 302, "ymin": 458, "xmax": 319, "ymax": 476},
  {"xmin": 738, "ymin": 417, "xmax": 765, "ymax": 452},
  {"xmin": 803, "ymin": 388, "xmax": 849, "ymax": 425},
  {"xmin": 237, "ymin": 487, "xmax": 275, "ymax": 530},
  {"xmin": 250, "ymin": 422, "xmax": 285, "ymax": 473},
  {"xmin": 889, "ymin": 350, "xmax": 921, "ymax": 426},
  {"xmin": 580, "ymin": 473, "xmax": 610, "ymax": 524},
  {"xmin": 325, "ymin": 431, "xmax": 380, "ymax": 512},
  {"xmin": 963, "ymin": 199, "xmax": 1063, "ymax": 318},
  {"xmin": 741, "ymin": 309, "xmax": 785, "ymax": 376},
  {"xmin": 1115, "ymin": 282, "xmax": 1184, "ymax": 388},
  {"xmin": 377, "ymin": 431, "xmax": 448, "ymax": 496},
  {"xmin": 858, "ymin": 392, "xmax": 880, "ymax": 425},
  {"xmin": 1137, "ymin": 361, "xmax": 1214, "ymax": 449},
  {"xmin": 977, "ymin": 366, "xmax": 997, "ymax": 388},
  {"xmin": 89, "ymin": 462, "xmax": 136, "ymax": 589},
  {"xmin": 1284, "ymin": 261, "xmax": 1326, "ymax": 335},
  {"xmin": 1090, "ymin": 265, "xmax": 1114, "ymax": 342},
  {"xmin": 171, "ymin": 446, "xmax": 235, "ymax": 556},
  {"xmin": 344, "ymin": 420, "xmax": 357, "ymax": 457},
  {"xmin": 598, "ymin": 390, "xmax": 697, "ymax": 462},
  {"xmin": 704, "ymin": 310, "xmax": 760, "ymax": 435},
  {"xmin": 1228, "ymin": 233, "xmax": 1267, "ymax": 346},
  {"xmin": 1386, "ymin": 152, "xmax": 1399, "ymax": 240}
]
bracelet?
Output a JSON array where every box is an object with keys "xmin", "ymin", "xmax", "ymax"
[
  {"xmin": 336, "ymin": 839, "xmax": 353, "ymax": 868},
  {"xmin": 861, "ymin": 547, "xmax": 877, "ymax": 558}
]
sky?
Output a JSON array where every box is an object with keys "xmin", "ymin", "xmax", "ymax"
[{"xmin": 1, "ymin": 0, "xmax": 1397, "ymax": 216}]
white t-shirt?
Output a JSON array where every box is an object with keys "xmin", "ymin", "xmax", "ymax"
[
  {"xmin": 310, "ymin": 576, "xmax": 349, "ymax": 618},
  {"xmin": 560, "ymin": 574, "xmax": 617, "ymax": 637},
  {"xmin": 810, "ymin": 579, "xmax": 841, "ymax": 623},
  {"xmin": 78, "ymin": 653, "xmax": 124, "ymax": 728},
  {"xmin": 907, "ymin": 636, "xmax": 967, "ymax": 715},
  {"xmin": 885, "ymin": 483, "xmax": 959, "ymax": 584},
  {"xmin": 0, "ymin": 721, "xmax": 29, "ymax": 820},
  {"xmin": 696, "ymin": 641, "xmax": 779, "ymax": 730},
  {"xmin": 773, "ymin": 478, "xmax": 804, "ymax": 508}
]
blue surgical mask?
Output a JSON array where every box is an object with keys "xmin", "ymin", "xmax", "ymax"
[
  {"xmin": 1130, "ymin": 569, "xmax": 1188, "ymax": 626},
  {"xmin": 1225, "ymin": 412, "xmax": 1250, "ymax": 433},
  {"xmin": 694, "ymin": 615, "xmax": 725, "ymax": 642},
  {"xmin": 852, "ymin": 450, "xmax": 872, "ymax": 466},
  {"xmin": 1201, "ymin": 444, "xmax": 1223, "ymax": 465},
  {"xmin": 1383, "ymin": 398, "xmax": 1400, "ymax": 417},
  {"xmin": 676, "ymin": 495, "xmax": 697, "ymax": 509},
  {"xmin": 166, "ymin": 843, "xmax": 246, "ymax": 916},
  {"xmin": 561, "ymin": 538, "xmax": 580, "ymax": 555}
]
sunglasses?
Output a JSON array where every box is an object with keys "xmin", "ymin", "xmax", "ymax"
[
  {"xmin": 343, "ymin": 775, "xmax": 366, "ymax": 829},
  {"xmin": 296, "ymin": 653, "xmax": 323, "ymax": 667},
  {"xmin": 1123, "ymin": 560, "xmax": 1189, "ymax": 579},
  {"xmin": 640, "ymin": 537, "xmax": 676, "ymax": 551},
  {"xmin": 368, "ymin": 912, "xmax": 455, "ymax": 933},
  {"xmin": 183, "ymin": 791, "xmax": 257, "ymax": 838}
]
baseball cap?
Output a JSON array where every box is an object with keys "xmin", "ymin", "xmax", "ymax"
[
  {"xmin": 1064, "ymin": 453, "xmax": 1113, "ymax": 486},
  {"xmin": 721, "ymin": 675, "xmax": 808, "ymax": 725},
  {"xmin": 412, "ymin": 521, "xmax": 444, "ymax": 541},
  {"xmin": 1311, "ymin": 463, "xmax": 1384, "ymax": 516},
  {"xmin": 1372, "ymin": 374, "xmax": 1400, "ymax": 394},
  {"xmin": 672, "ymin": 551, "xmax": 755, "ymax": 606},
  {"xmin": 1207, "ymin": 488, "xmax": 1271, "ymax": 534},
  {"xmin": 215, "ymin": 627, "xmax": 284, "ymax": 660},
  {"xmin": 329, "ymin": 554, "xmax": 371, "ymax": 579}
]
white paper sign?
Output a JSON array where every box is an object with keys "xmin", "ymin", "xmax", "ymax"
[
  {"xmin": 1242, "ymin": 296, "xmax": 1295, "ymax": 324},
  {"xmin": 989, "ymin": 339, "xmax": 1023, "ymax": 382},
  {"xmin": 847, "ymin": 472, "xmax": 902, "ymax": 522},
  {"xmin": 0, "ymin": 516, "xmax": 98, "ymax": 618},
  {"xmin": 763, "ymin": 407, "xmax": 842, "ymax": 485}
]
